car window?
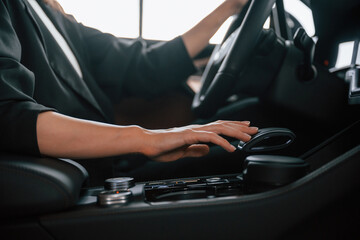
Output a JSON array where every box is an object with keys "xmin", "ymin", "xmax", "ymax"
[
  {"xmin": 57, "ymin": 0, "xmax": 231, "ymax": 44},
  {"xmin": 333, "ymin": 41, "xmax": 360, "ymax": 69},
  {"xmin": 142, "ymin": 0, "xmax": 231, "ymax": 43},
  {"xmin": 335, "ymin": 41, "xmax": 355, "ymax": 68},
  {"xmin": 357, "ymin": 43, "xmax": 360, "ymax": 65},
  {"xmin": 57, "ymin": 0, "xmax": 140, "ymax": 38},
  {"xmin": 283, "ymin": 0, "xmax": 315, "ymax": 37},
  {"xmin": 282, "ymin": 0, "xmax": 359, "ymax": 70}
]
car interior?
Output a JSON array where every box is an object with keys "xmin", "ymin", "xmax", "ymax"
[{"xmin": 1, "ymin": 0, "xmax": 360, "ymax": 239}]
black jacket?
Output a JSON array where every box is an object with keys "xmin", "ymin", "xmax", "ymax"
[{"xmin": 0, "ymin": 0, "xmax": 196, "ymax": 156}]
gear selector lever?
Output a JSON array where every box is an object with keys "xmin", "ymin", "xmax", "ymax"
[{"xmin": 238, "ymin": 127, "xmax": 295, "ymax": 153}]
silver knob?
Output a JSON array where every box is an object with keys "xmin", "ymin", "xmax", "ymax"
[
  {"xmin": 97, "ymin": 190, "xmax": 132, "ymax": 206},
  {"xmin": 104, "ymin": 177, "xmax": 135, "ymax": 191}
]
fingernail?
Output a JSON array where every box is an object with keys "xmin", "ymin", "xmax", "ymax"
[
  {"xmin": 251, "ymin": 127, "xmax": 259, "ymax": 131},
  {"xmin": 231, "ymin": 145, "xmax": 237, "ymax": 151},
  {"xmin": 243, "ymin": 121, "xmax": 250, "ymax": 125}
]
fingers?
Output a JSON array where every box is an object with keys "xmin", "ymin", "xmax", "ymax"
[
  {"xmin": 153, "ymin": 147, "xmax": 187, "ymax": 162},
  {"xmin": 144, "ymin": 120, "xmax": 257, "ymax": 162},
  {"xmin": 216, "ymin": 120, "xmax": 251, "ymax": 126},
  {"xmin": 183, "ymin": 144, "xmax": 210, "ymax": 158},
  {"xmin": 222, "ymin": 122, "xmax": 258, "ymax": 139},
  {"xmin": 196, "ymin": 120, "xmax": 258, "ymax": 142},
  {"xmin": 153, "ymin": 144, "xmax": 210, "ymax": 162},
  {"xmin": 184, "ymin": 130, "xmax": 236, "ymax": 152}
]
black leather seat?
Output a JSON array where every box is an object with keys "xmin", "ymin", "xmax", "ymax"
[{"xmin": 0, "ymin": 153, "xmax": 88, "ymax": 219}]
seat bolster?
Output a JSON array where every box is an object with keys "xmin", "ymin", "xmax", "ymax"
[{"xmin": 0, "ymin": 153, "xmax": 88, "ymax": 219}]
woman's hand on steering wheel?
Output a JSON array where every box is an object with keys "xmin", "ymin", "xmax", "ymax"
[
  {"xmin": 226, "ymin": 0, "xmax": 250, "ymax": 15},
  {"xmin": 182, "ymin": 0, "xmax": 249, "ymax": 58},
  {"xmin": 192, "ymin": 0, "xmax": 276, "ymax": 118},
  {"xmin": 140, "ymin": 120, "xmax": 258, "ymax": 162}
]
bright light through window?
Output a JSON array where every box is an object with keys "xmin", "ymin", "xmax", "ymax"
[
  {"xmin": 143, "ymin": 0, "xmax": 230, "ymax": 44},
  {"xmin": 263, "ymin": 17, "xmax": 270, "ymax": 29},
  {"xmin": 57, "ymin": 0, "xmax": 139, "ymax": 38},
  {"xmin": 357, "ymin": 43, "xmax": 360, "ymax": 65},
  {"xmin": 283, "ymin": 0, "xmax": 315, "ymax": 36},
  {"xmin": 56, "ymin": 0, "xmax": 238, "ymax": 44},
  {"xmin": 335, "ymin": 41, "xmax": 355, "ymax": 68}
]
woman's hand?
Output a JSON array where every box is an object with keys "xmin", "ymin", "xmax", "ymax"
[
  {"xmin": 140, "ymin": 120, "xmax": 258, "ymax": 162},
  {"xmin": 37, "ymin": 112, "xmax": 256, "ymax": 162},
  {"xmin": 182, "ymin": 0, "xmax": 249, "ymax": 58}
]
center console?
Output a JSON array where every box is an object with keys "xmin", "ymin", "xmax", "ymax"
[
  {"xmin": 38, "ymin": 122, "xmax": 359, "ymax": 240},
  {"xmin": 84, "ymin": 128, "xmax": 307, "ymax": 207},
  {"xmin": 93, "ymin": 154, "xmax": 309, "ymax": 207},
  {"xmin": 1, "ymin": 123, "xmax": 360, "ymax": 240}
]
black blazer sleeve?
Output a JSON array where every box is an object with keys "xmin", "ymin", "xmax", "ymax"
[
  {"xmin": 0, "ymin": 2, "xmax": 55, "ymax": 156},
  {"xmin": 78, "ymin": 23, "xmax": 197, "ymax": 99}
]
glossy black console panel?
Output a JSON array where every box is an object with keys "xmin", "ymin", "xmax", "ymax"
[
  {"xmin": 75, "ymin": 154, "xmax": 309, "ymax": 206},
  {"xmin": 144, "ymin": 154, "xmax": 308, "ymax": 203},
  {"xmin": 243, "ymin": 155, "xmax": 309, "ymax": 186},
  {"xmin": 35, "ymin": 145, "xmax": 360, "ymax": 240},
  {"xmin": 34, "ymin": 122, "xmax": 360, "ymax": 240},
  {"xmin": 144, "ymin": 175, "xmax": 247, "ymax": 203},
  {"xmin": 76, "ymin": 172, "xmax": 280, "ymax": 208},
  {"xmin": 144, "ymin": 175, "xmax": 270, "ymax": 203}
]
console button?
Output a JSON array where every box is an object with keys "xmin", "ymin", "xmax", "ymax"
[{"xmin": 206, "ymin": 177, "xmax": 222, "ymax": 183}]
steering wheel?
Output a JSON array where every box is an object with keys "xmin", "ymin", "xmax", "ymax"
[{"xmin": 192, "ymin": 0, "xmax": 276, "ymax": 118}]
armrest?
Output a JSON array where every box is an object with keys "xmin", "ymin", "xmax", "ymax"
[{"xmin": 0, "ymin": 153, "xmax": 88, "ymax": 219}]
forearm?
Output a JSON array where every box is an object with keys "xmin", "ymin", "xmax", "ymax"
[
  {"xmin": 37, "ymin": 111, "xmax": 144, "ymax": 159},
  {"xmin": 36, "ymin": 112, "xmax": 257, "ymax": 162},
  {"xmin": 182, "ymin": 0, "xmax": 246, "ymax": 58}
]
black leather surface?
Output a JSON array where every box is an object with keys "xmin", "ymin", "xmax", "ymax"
[{"xmin": 0, "ymin": 153, "xmax": 88, "ymax": 219}]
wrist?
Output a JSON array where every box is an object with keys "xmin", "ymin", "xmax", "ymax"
[
  {"xmin": 114, "ymin": 125, "xmax": 149, "ymax": 155},
  {"xmin": 136, "ymin": 128, "xmax": 161, "ymax": 157},
  {"xmin": 134, "ymin": 128, "xmax": 169, "ymax": 157}
]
